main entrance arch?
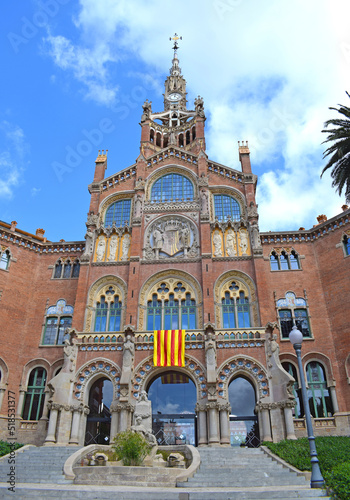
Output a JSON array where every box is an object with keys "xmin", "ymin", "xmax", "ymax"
[
  {"xmin": 146, "ymin": 370, "xmax": 197, "ymax": 446},
  {"xmin": 85, "ymin": 377, "xmax": 113, "ymax": 445},
  {"xmin": 228, "ymin": 376, "xmax": 259, "ymax": 447}
]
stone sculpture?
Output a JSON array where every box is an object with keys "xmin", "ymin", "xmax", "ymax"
[
  {"xmin": 213, "ymin": 231, "xmax": 223, "ymax": 257},
  {"xmin": 121, "ymin": 233, "xmax": 131, "ymax": 260},
  {"xmin": 96, "ymin": 237, "xmax": 106, "ymax": 262},
  {"xmin": 108, "ymin": 235, "xmax": 118, "ymax": 261},
  {"xmin": 226, "ymin": 228, "xmax": 237, "ymax": 257}
]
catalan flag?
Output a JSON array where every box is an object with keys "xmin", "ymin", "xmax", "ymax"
[{"xmin": 153, "ymin": 330, "xmax": 185, "ymax": 367}]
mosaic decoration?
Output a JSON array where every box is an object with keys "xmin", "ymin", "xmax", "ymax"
[{"xmin": 74, "ymin": 358, "xmax": 121, "ymax": 401}]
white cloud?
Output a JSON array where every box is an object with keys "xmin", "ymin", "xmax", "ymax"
[
  {"xmin": 0, "ymin": 122, "xmax": 27, "ymax": 199},
  {"xmin": 42, "ymin": 0, "xmax": 350, "ymax": 229}
]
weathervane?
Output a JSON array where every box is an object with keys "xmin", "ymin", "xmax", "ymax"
[{"xmin": 169, "ymin": 33, "xmax": 182, "ymax": 53}]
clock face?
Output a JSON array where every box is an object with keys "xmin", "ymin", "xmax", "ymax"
[{"xmin": 168, "ymin": 92, "xmax": 182, "ymax": 101}]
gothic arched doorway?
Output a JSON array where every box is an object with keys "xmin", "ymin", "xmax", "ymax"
[
  {"xmin": 146, "ymin": 370, "xmax": 197, "ymax": 446},
  {"xmin": 228, "ymin": 376, "xmax": 260, "ymax": 447},
  {"xmin": 85, "ymin": 377, "xmax": 113, "ymax": 445}
]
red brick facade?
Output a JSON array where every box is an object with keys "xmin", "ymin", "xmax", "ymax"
[{"xmin": 0, "ymin": 54, "xmax": 349, "ymax": 446}]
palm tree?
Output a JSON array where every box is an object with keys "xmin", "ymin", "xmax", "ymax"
[{"xmin": 321, "ymin": 91, "xmax": 350, "ymax": 203}]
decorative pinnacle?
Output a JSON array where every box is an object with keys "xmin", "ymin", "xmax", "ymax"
[{"xmin": 169, "ymin": 33, "xmax": 182, "ymax": 53}]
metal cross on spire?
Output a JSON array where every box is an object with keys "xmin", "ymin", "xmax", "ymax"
[{"xmin": 169, "ymin": 33, "xmax": 182, "ymax": 53}]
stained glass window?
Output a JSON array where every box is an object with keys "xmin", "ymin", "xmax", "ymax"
[
  {"xmin": 151, "ymin": 174, "xmax": 194, "ymax": 202},
  {"xmin": 214, "ymin": 195, "xmax": 241, "ymax": 221},
  {"xmin": 105, "ymin": 199, "xmax": 131, "ymax": 227},
  {"xmin": 22, "ymin": 368, "xmax": 47, "ymax": 421}
]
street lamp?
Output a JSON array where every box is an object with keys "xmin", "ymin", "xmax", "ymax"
[{"xmin": 289, "ymin": 326, "xmax": 324, "ymax": 488}]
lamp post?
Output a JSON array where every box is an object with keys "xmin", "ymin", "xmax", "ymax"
[{"xmin": 289, "ymin": 326, "xmax": 324, "ymax": 488}]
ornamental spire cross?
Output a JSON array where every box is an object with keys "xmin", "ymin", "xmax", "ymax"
[{"xmin": 169, "ymin": 33, "xmax": 182, "ymax": 53}]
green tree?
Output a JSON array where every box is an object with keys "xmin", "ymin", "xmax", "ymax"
[{"xmin": 321, "ymin": 91, "xmax": 350, "ymax": 203}]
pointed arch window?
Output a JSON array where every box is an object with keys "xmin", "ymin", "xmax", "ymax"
[
  {"xmin": 0, "ymin": 249, "xmax": 10, "ymax": 270},
  {"xmin": 221, "ymin": 284, "xmax": 251, "ymax": 329},
  {"xmin": 270, "ymin": 250, "xmax": 300, "ymax": 270},
  {"xmin": 151, "ymin": 174, "xmax": 194, "ymax": 202},
  {"xmin": 105, "ymin": 199, "xmax": 131, "ymax": 227},
  {"xmin": 214, "ymin": 194, "xmax": 241, "ymax": 222},
  {"xmin": 94, "ymin": 291, "xmax": 123, "ymax": 332},
  {"xmin": 306, "ymin": 362, "xmax": 333, "ymax": 417},
  {"xmin": 276, "ymin": 292, "xmax": 311, "ymax": 339},
  {"xmin": 146, "ymin": 282, "xmax": 197, "ymax": 330},
  {"xmin": 22, "ymin": 367, "xmax": 47, "ymax": 421},
  {"xmin": 53, "ymin": 258, "xmax": 80, "ymax": 279}
]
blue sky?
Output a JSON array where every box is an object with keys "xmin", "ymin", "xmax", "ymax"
[{"xmin": 1, "ymin": 0, "xmax": 350, "ymax": 242}]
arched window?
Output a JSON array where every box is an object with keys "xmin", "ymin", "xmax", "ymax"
[
  {"xmin": 214, "ymin": 194, "xmax": 241, "ymax": 221},
  {"xmin": 270, "ymin": 250, "xmax": 300, "ymax": 271},
  {"xmin": 105, "ymin": 199, "xmax": 131, "ymax": 227},
  {"xmin": 151, "ymin": 174, "xmax": 194, "ymax": 202},
  {"xmin": 53, "ymin": 259, "xmax": 80, "ymax": 279},
  {"xmin": 306, "ymin": 362, "xmax": 333, "ymax": 417},
  {"xmin": 276, "ymin": 292, "xmax": 311, "ymax": 339},
  {"xmin": 42, "ymin": 299, "xmax": 74, "ymax": 345},
  {"xmin": 94, "ymin": 289, "xmax": 123, "ymax": 332},
  {"xmin": 146, "ymin": 282, "xmax": 197, "ymax": 330},
  {"xmin": 221, "ymin": 282, "xmax": 251, "ymax": 329},
  {"xmin": 343, "ymin": 234, "xmax": 350, "ymax": 256},
  {"xmin": 22, "ymin": 367, "xmax": 47, "ymax": 421},
  {"xmin": 0, "ymin": 249, "xmax": 10, "ymax": 270},
  {"xmin": 282, "ymin": 362, "xmax": 303, "ymax": 417}
]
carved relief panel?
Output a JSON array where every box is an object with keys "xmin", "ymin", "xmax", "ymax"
[
  {"xmin": 93, "ymin": 230, "xmax": 131, "ymax": 263},
  {"xmin": 143, "ymin": 215, "xmax": 199, "ymax": 260}
]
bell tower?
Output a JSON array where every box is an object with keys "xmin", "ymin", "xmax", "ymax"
[{"xmin": 139, "ymin": 34, "xmax": 206, "ymax": 156}]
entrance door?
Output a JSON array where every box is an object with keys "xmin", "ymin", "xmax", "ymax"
[
  {"xmin": 85, "ymin": 377, "xmax": 113, "ymax": 445},
  {"xmin": 147, "ymin": 371, "xmax": 197, "ymax": 446},
  {"xmin": 228, "ymin": 376, "xmax": 260, "ymax": 447}
]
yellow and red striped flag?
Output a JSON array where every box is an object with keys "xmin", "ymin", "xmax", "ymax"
[{"xmin": 153, "ymin": 330, "xmax": 185, "ymax": 367}]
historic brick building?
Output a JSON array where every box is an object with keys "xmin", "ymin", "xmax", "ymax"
[{"xmin": 0, "ymin": 49, "xmax": 350, "ymax": 447}]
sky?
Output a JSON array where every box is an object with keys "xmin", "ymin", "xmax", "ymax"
[{"xmin": 1, "ymin": 0, "xmax": 350, "ymax": 242}]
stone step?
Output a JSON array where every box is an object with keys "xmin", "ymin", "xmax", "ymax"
[{"xmin": 0, "ymin": 484, "xmax": 331, "ymax": 500}]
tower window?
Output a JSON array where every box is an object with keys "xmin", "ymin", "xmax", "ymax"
[
  {"xmin": 105, "ymin": 199, "xmax": 131, "ymax": 227},
  {"xmin": 151, "ymin": 174, "xmax": 194, "ymax": 202},
  {"xmin": 214, "ymin": 195, "xmax": 241, "ymax": 222}
]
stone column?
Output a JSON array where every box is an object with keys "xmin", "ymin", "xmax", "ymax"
[
  {"xmin": 45, "ymin": 403, "xmax": 59, "ymax": 444},
  {"xmin": 329, "ymin": 386, "xmax": 339, "ymax": 414},
  {"xmin": 69, "ymin": 406, "xmax": 82, "ymax": 445},
  {"xmin": 219, "ymin": 402, "xmax": 231, "ymax": 446},
  {"xmin": 207, "ymin": 403, "xmax": 220, "ymax": 445},
  {"xmin": 195, "ymin": 403, "xmax": 208, "ymax": 446},
  {"xmin": 118, "ymin": 403, "xmax": 134, "ymax": 432},
  {"xmin": 283, "ymin": 403, "xmax": 297, "ymax": 440},
  {"xmin": 16, "ymin": 388, "xmax": 26, "ymax": 417},
  {"xmin": 110, "ymin": 402, "xmax": 121, "ymax": 441},
  {"xmin": 258, "ymin": 403, "xmax": 272, "ymax": 442}
]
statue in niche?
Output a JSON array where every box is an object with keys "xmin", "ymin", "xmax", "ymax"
[
  {"xmin": 108, "ymin": 234, "xmax": 118, "ymax": 261},
  {"xmin": 134, "ymin": 194, "xmax": 142, "ymax": 218},
  {"xmin": 180, "ymin": 224, "xmax": 191, "ymax": 254},
  {"xmin": 123, "ymin": 335, "xmax": 135, "ymax": 368},
  {"xmin": 152, "ymin": 226, "xmax": 164, "ymax": 258},
  {"xmin": 141, "ymin": 99, "xmax": 152, "ymax": 122},
  {"xmin": 248, "ymin": 202, "xmax": 258, "ymax": 219},
  {"xmin": 81, "ymin": 228, "xmax": 94, "ymax": 259},
  {"xmin": 213, "ymin": 231, "xmax": 223, "ymax": 257},
  {"xmin": 121, "ymin": 233, "xmax": 131, "ymax": 260},
  {"xmin": 200, "ymin": 190, "xmax": 208, "ymax": 213},
  {"xmin": 251, "ymin": 221, "xmax": 262, "ymax": 249},
  {"xmin": 96, "ymin": 237, "xmax": 106, "ymax": 262},
  {"xmin": 239, "ymin": 229, "xmax": 249, "ymax": 255},
  {"xmin": 226, "ymin": 228, "xmax": 237, "ymax": 257},
  {"xmin": 205, "ymin": 332, "xmax": 217, "ymax": 384}
]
